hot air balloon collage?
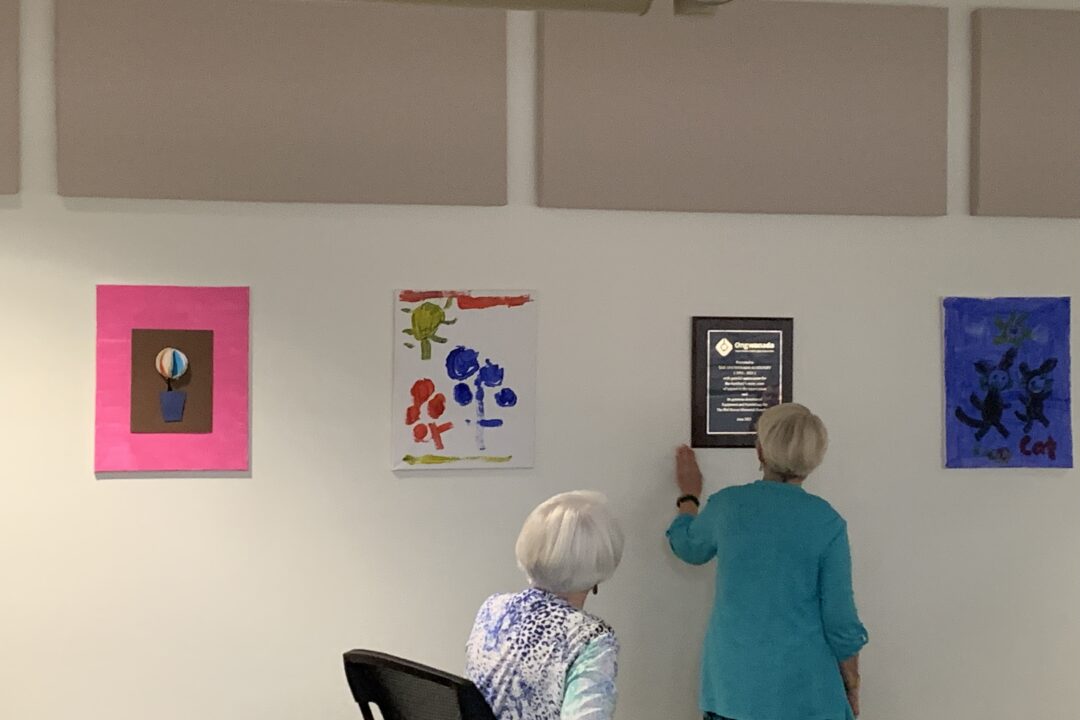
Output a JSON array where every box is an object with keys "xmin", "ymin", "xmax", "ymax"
[{"xmin": 95, "ymin": 285, "xmax": 250, "ymax": 474}]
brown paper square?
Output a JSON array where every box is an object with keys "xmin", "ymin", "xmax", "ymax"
[{"xmin": 130, "ymin": 329, "xmax": 213, "ymax": 434}]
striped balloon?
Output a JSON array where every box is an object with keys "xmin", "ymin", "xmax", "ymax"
[{"xmin": 155, "ymin": 347, "xmax": 189, "ymax": 380}]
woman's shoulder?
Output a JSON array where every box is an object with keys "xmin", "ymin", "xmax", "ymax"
[
  {"xmin": 473, "ymin": 591, "xmax": 518, "ymax": 623},
  {"xmin": 575, "ymin": 626, "xmax": 620, "ymax": 662},
  {"xmin": 571, "ymin": 609, "xmax": 617, "ymax": 653},
  {"xmin": 801, "ymin": 489, "xmax": 845, "ymax": 520},
  {"xmin": 797, "ymin": 492, "xmax": 851, "ymax": 545},
  {"xmin": 477, "ymin": 591, "xmax": 509, "ymax": 610},
  {"xmin": 581, "ymin": 607, "xmax": 616, "ymax": 636}
]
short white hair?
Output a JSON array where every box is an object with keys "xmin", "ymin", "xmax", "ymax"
[
  {"xmin": 515, "ymin": 491, "xmax": 624, "ymax": 595},
  {"xmin": 756, "ymin": 403, "xmax": 829, "ymax": 479}
]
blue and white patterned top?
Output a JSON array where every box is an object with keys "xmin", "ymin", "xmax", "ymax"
[{"xmin": 466, "ymin": 588, "xmax": 619, "ymax": 720}]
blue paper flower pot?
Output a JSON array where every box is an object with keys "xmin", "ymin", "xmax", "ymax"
[{"xmin": 159, "ymin": 390, "xmax": 187, "ymax": 423}]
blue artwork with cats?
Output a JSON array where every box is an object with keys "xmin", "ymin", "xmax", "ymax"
[{"xmin": 944, "ymin": 297, "xmax": 1072, "ymax": 468}]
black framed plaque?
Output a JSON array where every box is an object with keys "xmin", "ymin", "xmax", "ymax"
[{"xmin": 692, "ymin": 317, "xmax": 793, "ymax": 448}]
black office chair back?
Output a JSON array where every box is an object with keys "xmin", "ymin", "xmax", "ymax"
[{"xmin": 343, "ymin": 649, "xmax": 497, "ymax": 720}]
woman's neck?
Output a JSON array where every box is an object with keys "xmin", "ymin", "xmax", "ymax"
[
  {"xmin": 556, "ymin": 591, "xmax": 589, "ymax": 610},
  {"xmin": 762, "ymin": 468, "xmax": 804, "ymax": 485}
]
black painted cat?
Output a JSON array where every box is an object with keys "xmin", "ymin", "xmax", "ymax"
[
  {"xmin": 1015, "ymin": 358, "xmax": 1057, "ymax": 434},
  {"xmin": 955, "ymin": 347, "xmax": 1017, "ymax": 441}
]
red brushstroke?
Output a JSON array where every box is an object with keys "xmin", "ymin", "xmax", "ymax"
[
  {"xmin": 428, "ymin": 421, "xmax": 453, "ymax": 450},
  {"xmin": 407, "ymin": 379, "xmax": 453, "ymax": 448},
  {"xmin": 456, "ymin": 294, "xmax": 531, "ymax": 310},
  {"xmin": 1020, "ymin": 434, "xmax": 1057, "ymax": 461},
  {"xmin": 399, "ymin": 290, "xmax": 450, "ymax": 302},
  {"xmin": 407, "ymin": 379, "xmax": 435, "ymax": 424},
  {"xmin": 398, "ymin": 290, "xmax": 532, "ymax": 310},
  {"xmin": 411, "ymin": 379, "xmax": 435, "ymax": 404},
  {"xmin": 428, "ymin": 394, "xmax": 446, "ymax": 419},
  {"xmin": 411, "ymin": 421, "xmax": 453, "ymax": 449}
]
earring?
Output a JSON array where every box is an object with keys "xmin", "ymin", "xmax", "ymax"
[{"xmin": 592, "ymin": 585, "xmax": 598, "ymax": 595}]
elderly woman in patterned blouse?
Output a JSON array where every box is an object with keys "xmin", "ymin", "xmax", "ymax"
[{"xmin": 466, "ymin": 491, "xmax": 625, "ymax": 720}]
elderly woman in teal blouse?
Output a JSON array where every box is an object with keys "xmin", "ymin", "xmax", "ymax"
[{"xmin": 667, "ymin": 403, "xmax": 868, "ymax": 720}]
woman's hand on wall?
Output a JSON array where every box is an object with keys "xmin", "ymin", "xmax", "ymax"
[{"xmin": 675, "ymin": 444, "xmax": 704, "ymax": 499}]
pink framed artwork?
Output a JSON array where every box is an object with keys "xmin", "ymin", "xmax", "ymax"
[{"xmin": 95, "ymin": 285, "xmax": 250, "ymax": 473}]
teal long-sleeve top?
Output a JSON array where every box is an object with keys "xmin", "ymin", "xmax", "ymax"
[{"xmin": 667, "ymin": 480, "xmax": 868, "ymax": 720}]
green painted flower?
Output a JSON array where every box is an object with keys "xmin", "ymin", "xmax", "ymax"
[
  {"xmin": 992, "ymin": 312, "xmax": 1032, "ymax": 348},
  {"xmin": 402, "ymin": 300, "xmax": 456, "ymax": 360}
]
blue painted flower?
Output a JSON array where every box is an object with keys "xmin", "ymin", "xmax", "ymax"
[
  {"xmin": 478, "ymin": 360, "xmax": 505, "ymax": 387},
  {"xmin": 446, "ymin": 346, "xmax": 480, "ymax": 381},
  {"xmin": 443, "ymin": 346, "xmax": 517, "ymax": 451},
  {"xmin": 454, "ymin": 382, "xmax": 474, "ymax": 406}
]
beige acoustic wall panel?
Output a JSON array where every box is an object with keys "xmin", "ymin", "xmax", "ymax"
[
  {"xmin": 540, "ymin": 1, "xmax": 948, "ymax": 215},
  {"xmin": 55, "ymin": 0, "xmax": 506, "ymax": 205},
  {"xmin": 971, "ymin": 9, "xmax": 1080, "ymax": 218},
  {"xmin": 0, "ymin": 0, "xmax": 18, "ymax": 194}
]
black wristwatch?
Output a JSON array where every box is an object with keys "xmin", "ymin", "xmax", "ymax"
[{"xmin": 676, "ymin": 494, "xmax": 700, "ymax": 509}]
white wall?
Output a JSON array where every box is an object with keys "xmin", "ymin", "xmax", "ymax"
[{"xmin": 2, "ymin": 1, "xmax": 1079, "ymax": 718}]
